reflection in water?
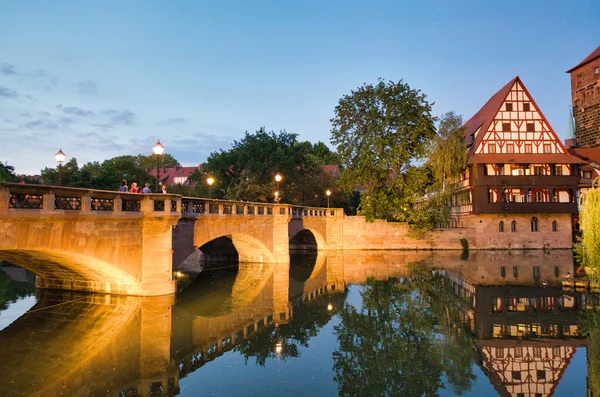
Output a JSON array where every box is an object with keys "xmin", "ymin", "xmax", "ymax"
[{"xmin": 0, "ymin": 250, "xmax": 597, "ymax": 396}]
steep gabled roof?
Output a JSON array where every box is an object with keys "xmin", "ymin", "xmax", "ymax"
[
  {"xmin": 567, "ymin": 45, "xmax": 600, "ymax": 73},
  {"xmin": 463, "ymin": 77, "xmax": 518, "ymax": 158},
  {"xmin": 463, "ymin": 76, "xmax": 583, "ymax": 164}
]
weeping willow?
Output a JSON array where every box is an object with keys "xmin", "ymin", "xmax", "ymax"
[{"xmin": 579, "ymin": 180, "xmax": 600, "ymax": 277}]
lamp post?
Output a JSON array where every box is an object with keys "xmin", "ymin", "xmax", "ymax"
[
  {"xmin": 326, "ymin": 189, "xmax": 331, "ymax": 208},
  {"xmin": 274, "ymin": 190, "xmax": 280, "ymax": 203},
  {"xmin": 275, "ymin": 173, "xmax": 282, "ymax": 192},
  {"xmin": 54, "ymin": 149, "xmax": 66, "ymax": 186},
  {"xmin": 152, "ymin": 140, "xmax": 165, "ymax": 192},
  {"xmin": 207, "ymin": 176, "xmax": 215, "ymax": 199}
]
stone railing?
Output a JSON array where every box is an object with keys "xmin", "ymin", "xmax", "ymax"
[
  {"xmin": 0, "ymin": 182, "xmax": 180, "ymax": 215},
  {"xmin": 180, "ymin": 197, "xmax": 343, "ymax": 218}
]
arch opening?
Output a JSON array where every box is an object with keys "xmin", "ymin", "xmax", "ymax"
[{"xmin": 290, "ymin": 229, "xmax": 319, "ymax": 251}]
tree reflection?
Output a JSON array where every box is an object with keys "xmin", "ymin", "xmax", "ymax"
[
  {"xmin": 0, "ymin": 263, "xmax": 36, "ymax": 311},
  {"xmin": 333, "ymin": 262, "xmax": 476, "ymax": 396},
  {"xmin": 579, "ymin": 296, "xmax": 600, "ymax": 395},
  {"xmin": 235, "ymin": 292, "xmax": 347, "ymax": 366}
]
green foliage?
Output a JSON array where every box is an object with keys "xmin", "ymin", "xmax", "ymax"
[
  {"xmin": 330, "ymin": 78, "xmax": 436, "ymax": 220},
  {"xmin": 578, "ymin": 188, "xmax": 600, "ymax": 277},
  {"xmin": 428, "ymin": 111, "xmax": 467, "ymax": 192},
  {"xmin": 0, "ymin": 162, "xmax": 17, "ymax": 182},
  {"xmin": 580, "ymin": 308, "xmax": 600, "ymax": 395},
  {"xmin": 134, "ymin": 153, "xmax": 181, "ymax": 169},
  {"xmin": 333, "ymin": 262, "xmax": 476, "ymax": 396},
  {"xmin": 0, "ymin": 264, "xmax": 36, "ymax": 310},
  {"xmin": 204, "ymin": 128, "xmax": 337, "ymax": 204},
  {"xmin": 40, "ymin": 156, "xmax": 153, "ymax": 191}
]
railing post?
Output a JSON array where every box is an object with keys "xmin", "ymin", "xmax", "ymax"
[
  {"xmin": 42, "ymin": 190, "xmax": 55, "ymax": 213},
  {"xmin": 81, "ymin": 192, "xmax": 92, "ymax": 213},
  {"xmin": 114, "ymin": 196, "xmax": 123, "ymax": 213},
  {"xmin": 0, "ymin": 186, "xmax": 9, "ymax": 211}
]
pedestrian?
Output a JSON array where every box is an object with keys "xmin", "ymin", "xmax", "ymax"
[
  {"xmin": 118, "ymin": 180, "xmax": 128, "ymax": 192},
  {"xmin": 161, "ymin": 184, "xmax": 167, "ymax": 194},
  {"xmin": 130, "ymin": 182, "xmax": 138, "ymax": 193},
  {"xmin": 142, "ymin": 183, "xmax": 152, "ymax": 194}
]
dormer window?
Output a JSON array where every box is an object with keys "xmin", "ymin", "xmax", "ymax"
[{"xmin": 505, "ymin": 103, "xmax": 513, "ymax": 111}]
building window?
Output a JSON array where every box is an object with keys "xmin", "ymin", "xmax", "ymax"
[
  {"xmin": 505, "ymin": 103, "xmax": 513, "ymax": 111},
  {"xmin": 513, "ymin": 266, "xmax": 519, "ymax": 277},
  {"xmin": 534, "ymin": 191, "xmax": 542, "ymax": 202},
  {"xmin": 525, "ymin": 144, "xmax": 532, "ymax": 153},
  {"xmin": 534, "ymin": 166, "xmax": 543, "ymax": 175},
  {"xmin": 512, "ymin": 371, "xmax": 521, "ymax": 381},
  {"xmin": 544, "ymin": 143, "xmax": 551, "ymax": 153},
  {"xmin": 523, "ymin": 102, "xmax": 530, "ymax": 111},
  {"xmin": 552, "ymin": 220, "xmax": 557, "ymax": 232},
  {"xmin": 502, "ymin": 122, "xmax": 511, "ymax": 132},
  {"xmin": 515, "ymin": 346, "xmax": 523, "ymax": 358},
  {"xmin": 500, "ymin": 266, "xmax": 506, "ymax": 277},
  {"xmin": 527, "ymin": 122, "xmax": 535, "ymax": 132},
  {"xmin": 506, "ymin": 143, "xmax": 514, "ymax": 153},
  {"xmin": 496, "ymin": 348, "xmax": 504, "ymax": 358},
  {"xmin": 488, "ymin": 143, "xmax": 496, "ymax": 153},
  {"xmin": 531, "ymin": 217, "xmax": 539, "ymax": 232},
  {"xmin": 555, "ymin": 166, "xmax": 562, "ymax": 175},
  {"xmin": 533, "ymin": 266, "xmax": 541, "ymax": 280},
  {"xmin": 499, "ymin": 221, "xmax": 504, "ymax": 232},
  {"xmin": 596, "ymin": 67, "xmax": 599, "ymax": 75},
  {"xmin": 584, "ymin": 171, "xmax": 593, "ymax": 179},
  {"xmin": 511, "ymin": 220, "xmax": 517, "ymax": 232},
  {"xmin": 537, "ymin": 369, "xmax": 546, "ymax": 380}
]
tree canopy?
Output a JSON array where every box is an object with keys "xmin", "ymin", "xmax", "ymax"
[
  {"xmin": 330, "ymin": 78, "xmax": 437, "ymax": 220},
  {"xmin": 203, "ymin": 128, "xmax": 340, "ymax": 205},
  {"xmin": 428, "ymin": 111, "xmax": 467, "ymax": 192}
]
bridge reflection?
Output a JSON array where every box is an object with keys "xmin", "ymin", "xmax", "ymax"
[{"xmin": 0, "ymin": 250, "xmax": 597, "ymax": 396}]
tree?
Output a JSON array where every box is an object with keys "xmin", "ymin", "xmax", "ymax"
[
  {"xmin": 330, "ymin": 79, "xmax": 436, "ymax": 220},
  {"xmin": 0, "ymin": 162, "xmax": 17, "ymax": 182},
  {"xmin": 203, "ymin": 128, "xmax": 331, "ymax": 204},
  {"xmin": 40, "ymin": 158, "xmax": 80, "ymax": 186},
  {"xmin": 577, "ymin": 185, "xmax": 600, "ymax": 276},
  {"xmin": 428, "ymin": 111, "xmax": 467, "ymax": 192},
  {"xmin": 134, "ymin": 153, "xmax": 181, "ymax": 170}
]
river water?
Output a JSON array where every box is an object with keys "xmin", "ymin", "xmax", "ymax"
[{"xmin": 0, "ymin": 250, "xmax": 595, "ymax": 396}]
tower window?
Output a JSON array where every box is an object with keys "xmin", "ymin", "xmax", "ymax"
[
  {"xmin": 552, "ymin": 220, "xmax": 557, "ymax": 232},
  {"xmin": 523, "ymin": 102, "xmax": 530, "ymax": 111},
  {"xmin": 505, "ymin": 103, "xmax": 513, "ymax": 111},
  {"xmin": 527, "ymin": 122, "xmax": 535, "ymax": 132},
  {"xmin": 584, "ymin": 171, "xmax": 593, "ymax": 179},
  {"xmin": 502, "ymin": 122, "xmax": 511, "ymax": 132},
  {"xmin": 596, "ymin": 67, "xmax": 599, "ymax": 75},
  {"xmin": 511, "ymin": 220, "xmax": 517, "ymax": 232},
  {"xmin": 499, "ymin": 221, "xmax": 504, "ymax": 232}
]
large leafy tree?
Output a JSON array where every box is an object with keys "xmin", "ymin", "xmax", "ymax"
[
  {"xmin": 134, "ymin": 153, "xmax": 181, "ymax": 170},
  {"xmin": 428, "ymin": 111, "xmax": 467, "ymax": 192},
  {"xmin": 0, "ymin": 162, "xmax": 17, "ymax": 182},
  {"xmin": 203, "ymin": 128, "xmax": 336, "ymax": 204},
  {"xmin": 330, "ymin": 79, "xmax": 436, "ymax": 220}
]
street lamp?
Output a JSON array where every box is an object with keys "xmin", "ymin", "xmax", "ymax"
[
  {"xmin": 326, "ymin": 189, "xmax": 331, "ymax": 208},
  {"xmin": 152, "ymin": 140, "xmax": 165, "ymax": 192},
  {"xmin": 55, "ymin": 149, "xmax": 66, "ymax": 186},
  {"xmin": 274, "ymin": 190, "xmax": 280, "ymax": 203},
  {"xmin": 207, "ymin": 176, "xmax": 215, "ymax": 199},
  {"xmin": 275, "ymin": 173, "xmax": 282, "ymax": 192}
]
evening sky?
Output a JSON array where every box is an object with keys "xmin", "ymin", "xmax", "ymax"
[{"xmin": 0, "ymin": 0, "xmax": 598, "ymax": 174}]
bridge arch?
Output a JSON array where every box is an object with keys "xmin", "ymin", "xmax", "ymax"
[{"xmin": 289, "ymin": 228, "xmax": 326, "ymax": 251}]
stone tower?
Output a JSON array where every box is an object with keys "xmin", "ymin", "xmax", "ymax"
[{"xmin": 567, "ymin": 45, "xmax": 600, "ymax": 147}]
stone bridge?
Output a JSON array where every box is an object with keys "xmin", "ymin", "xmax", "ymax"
[{"xmin": 0, "ymin": 182, "xmax": 345, "ymax": 296}]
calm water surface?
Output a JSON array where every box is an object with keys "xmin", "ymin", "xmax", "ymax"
[{"xmin": 0, "ymin": 250, "xmax": 596, "ymax": 396}]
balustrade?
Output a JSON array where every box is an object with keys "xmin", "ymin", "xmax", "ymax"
[{"xmin": 1, "ymin": 182, "xmax": 342, "ymax": 219}]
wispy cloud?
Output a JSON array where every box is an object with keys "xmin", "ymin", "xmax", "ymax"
[
  {"xmin": 0, "ymin": 86, "xmax": 18, "ymax": 98},
  {"xmin": 78, "ymin": 79, "xmax": 98, "ymax": 95},
  {"xmin": 62, "ymin": 106, "xmax": 93, "ymax": 117},
  {"xmin": 159, "ymin": 117, "xmax": 187, "ymax": 125},
  {"xmin": 103, "ymin": 109, "xmax": 135, "ymax": 125},
  {"xmin": 0, "ymin": 63, "xmax": 16, "ymax": 75}
]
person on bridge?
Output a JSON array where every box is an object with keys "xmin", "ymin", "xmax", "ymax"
[
  {"xmin": 118, "ymin": 180, "xmax": 128, "ymax": 192},
  {"xmin": 161, "ymin": 184, "xmax": 167, "ymax": 194},
  {"xmin": 130, "ymin": 182, "xmax": 138, "ymax": 193},
  {"xmin": 142, "ymin": 183, "xmax": 152, "ymax": 194}
]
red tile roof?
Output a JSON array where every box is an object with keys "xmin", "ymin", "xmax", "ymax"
[
  {"xmin": 569, "ymin": 148, "xmax": 600, "ymax": 167},
  {"xmin": 567, "ymin": 45, "xmax": 600, "ymax": 73},
  {"xmin": 147, "ymin": 165, "xmax": 203, "ymax": 186},
  {"xmin": 463, "ymin": 77, "xmax": 518, "ymax": 157}
]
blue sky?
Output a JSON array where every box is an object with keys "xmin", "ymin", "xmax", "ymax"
[{"xmin": 0, "ymin": 0, "xmax": 598, "ymax": 175}]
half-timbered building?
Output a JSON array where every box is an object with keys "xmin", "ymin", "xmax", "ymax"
[{"xmin": 451, "ymin": 77, "xmax": 584, "ymax": 249}]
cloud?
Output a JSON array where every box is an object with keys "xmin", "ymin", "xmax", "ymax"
[
  {"xmin": 24, "ymin": 119, "xmax": 44, "ymax": 129},
  {"xmin": 0, "ymin": 63, "xmax": 16, "ymax": 75},
  {"xmin": 21, "ymin": 112, "xmax": 32, "ymax": 118},
  {"xmin": 159, "ymin": 117, "xmax": 187, "ymax": 125},
  {"xmin": 62, "ymin": 106, "xmax": 93, "ymax": 117},
  {"xmin": 78, "ymin": 79, "xmax": 98, "ymax": 95},
  {"xmin": 24, "ymin": 118, "xmax": 60, "ymax": 130},
  {"xmin": 103, "ymin": 109, "xmax": 135, "ymax": 125},
  {"xmin": 0, "ymin": 86, "xmax": 18, "ymax": 98}
]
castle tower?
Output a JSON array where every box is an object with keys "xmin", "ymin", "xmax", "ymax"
[{"xmin": 567, "ymin": 45, "xmax": 600, "ymax": 147}]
